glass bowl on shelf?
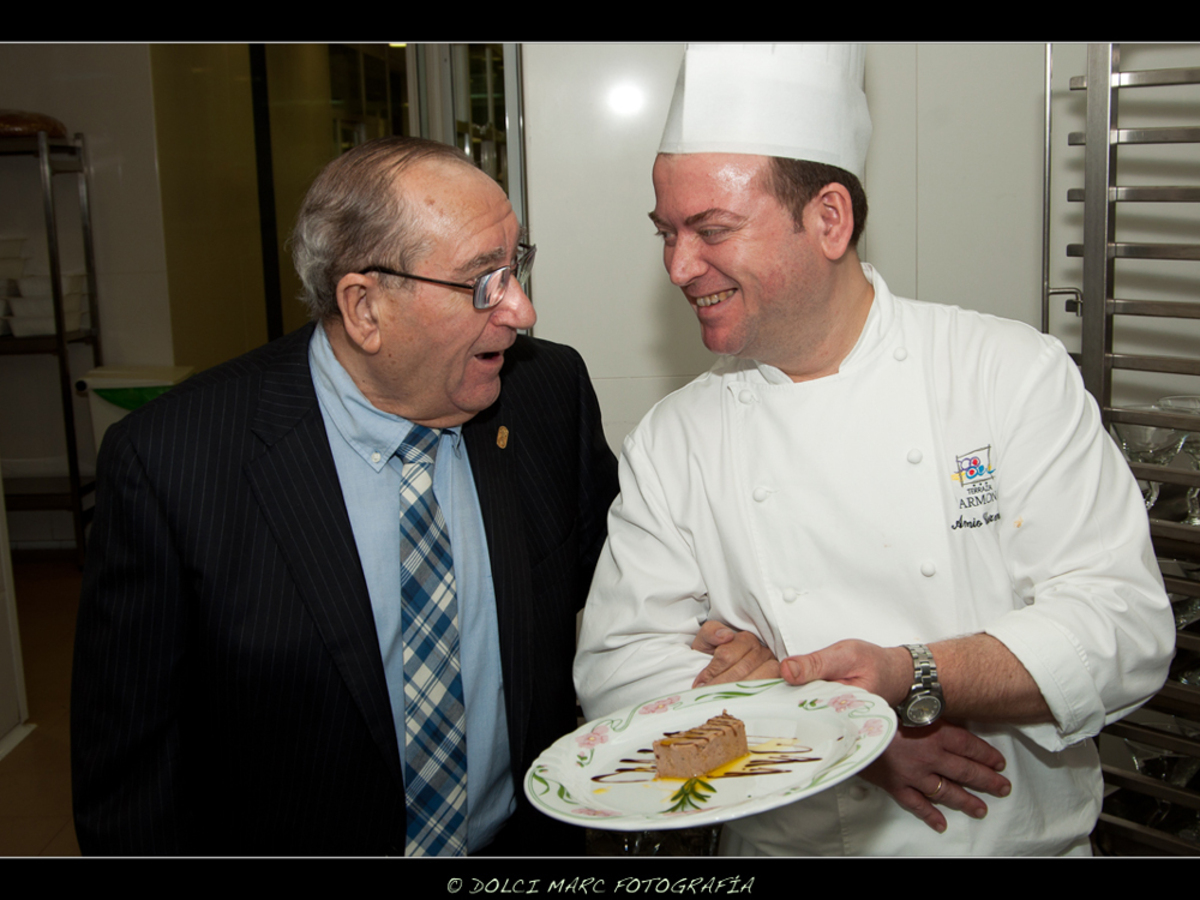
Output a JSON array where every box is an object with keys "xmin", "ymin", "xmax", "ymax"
[
  {"xmin": 1157, "ymin": 396, "xmax": 1200, "ymax": 526},
  {"xmin": 1110, "ymin": 406, "xmax": 1185, "ymax": 512}
]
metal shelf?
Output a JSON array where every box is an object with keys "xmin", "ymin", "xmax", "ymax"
[
  {"xmin": 1068, "ymin": 186, "xmax": 1200, "ymax": 202},
  {"xmin": 0, "ymin": 330, "xmax": 98, "ymax": 355},
  {"xmin": 1071, "ymin": 67, "xmax": 1200, "ymax": 89},
  {"xmin": 0, "ymin": 131, "xmax": 102, "ymax": 566},
  {"xmin": 3, "ymin": 477, "xmax": 94, "ymax": 514},
  {"xmin": 1069, "ymin": 125, "xmax": 1200, "ymax": 145},
  {"xmin": 1067, "ymin": 242, "xmax": 1200, "ymax": 261},
  {"xmin": 1106, "ymin": 299, "xmax": 1200, "ymax": 319},
  {"xmin": 1065, "ymin": 43, "xmax": 1200, "ymax": 856}
]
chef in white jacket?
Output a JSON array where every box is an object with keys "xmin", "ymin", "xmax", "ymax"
[{"xmin": 573, "ymin": 44, "xmax": 1175, "ymax": 856}]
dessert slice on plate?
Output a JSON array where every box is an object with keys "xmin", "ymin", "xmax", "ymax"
[{"xmin": 653, "ymin": 710, "xmax": 748, "ymax": 778}]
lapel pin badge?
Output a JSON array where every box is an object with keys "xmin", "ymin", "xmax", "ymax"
[{"xmin": 496, "ymin": 425, "xmax": 509, "ymax": 449}]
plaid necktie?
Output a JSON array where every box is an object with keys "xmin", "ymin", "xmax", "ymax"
[{"xmin": 397, "ymin": 425, "xmax": 468, "ymax": 856}]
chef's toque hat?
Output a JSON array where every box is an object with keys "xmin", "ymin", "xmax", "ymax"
[{"xmin": 658, "ymin": 43, "xmax": 872, "ymax": 181}]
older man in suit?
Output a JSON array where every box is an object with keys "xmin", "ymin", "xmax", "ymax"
[{"xmin": 71, "ymin": 137, "xmax": 618, "ymax": 856}]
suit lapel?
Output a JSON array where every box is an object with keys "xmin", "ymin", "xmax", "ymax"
[
  {"xmin": 243, "ymin": 325, "xmax": 405, "ymax": 790},
  {"xmin": 463, "ymin": 400, "xmax": 534, "ymax": 777}
]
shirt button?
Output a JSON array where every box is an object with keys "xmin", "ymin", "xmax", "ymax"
[
  {"xmin": 894, "ymin": 347, "xmax": 908, "ymax": 361},
  {"xmin": 920, "ymin": 560, "xmax": 937, "ymax": 577},
  {"xmin": 907, "ymin": 449, "xmax": 923, "ymax": 464},
  {"xmin": 753, "ymin": 487, "xmax": 771, "ymax": 502},
  {"xmin": 370, "ymin": 451, "xmax": 382, "ymax": 464},
  {"xmin": 739, "ymin": 389, "xmax": 755, "ymax": 405},
  {"xmin": 782, "ymin": 588, "xmax": 798, "ymax": 603},
  {"xmin": 849, "ymin": 783, "xmax": 870, "ymax": 801}
]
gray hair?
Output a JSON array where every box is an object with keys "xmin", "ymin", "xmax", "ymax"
[{"xmin": 290, "ymin": 136, "xmax": 475, "ymax": 320}]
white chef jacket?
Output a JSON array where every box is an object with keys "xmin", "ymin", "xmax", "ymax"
[{"xmin": 573, "ymin": 264, "xmax": 1175, "ymax": 856}]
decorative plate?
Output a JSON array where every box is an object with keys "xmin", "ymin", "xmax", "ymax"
[{"xmin": 525, "ymin": 678, "xmax": 896, "ymax": 831}]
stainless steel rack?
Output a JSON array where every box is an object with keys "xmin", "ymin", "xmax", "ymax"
[
  {"xmin": 0, "ymin": 132, "xmax": 103, "ymax": 566},
  {"xmin": 1065, "ymin": 43, "xmax": 1200, "ymax": 856}
]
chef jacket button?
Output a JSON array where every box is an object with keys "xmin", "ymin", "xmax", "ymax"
[
  {"xmin": 907, "ymin": 448, "xmax": 923, "ymax": 464},
  {"xmin": 849, "ymin": 783, "xmax": 870, "ymax": 801},
  {"xmin": 738, "ymin": 389, "xmax": 755, "ymax": 405},
  {"xmin": 753, "ymin": 487, "xmax": 771, "ymax": 503},
  {"xmin": 920, "ymin": 560, "xmax": 937, "ymax": 577},
  {"xmin": 782, "ymin": 587, "xmax": 798, "ymax": 603},
  {"xmin": 894, "ymin": 347, "xmax": 908, "ymax": 361}
]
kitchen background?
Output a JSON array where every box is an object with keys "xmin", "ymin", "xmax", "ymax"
[{"xmin": 0, "ymin": 42, "xmax": 1197, "ymax": 854}]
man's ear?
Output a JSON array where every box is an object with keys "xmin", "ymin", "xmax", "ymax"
[
  {"xmin": 335, "ymin": 272, "xmax": 383, "ymax": 354},
  {"xmin": 809, "ymin": 182, "xmax": 856, "ymax": 262}
]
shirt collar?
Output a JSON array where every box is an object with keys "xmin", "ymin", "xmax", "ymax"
[{"xmin": 308, "ymin": 322, "xmax": 463, "ymax": 473}]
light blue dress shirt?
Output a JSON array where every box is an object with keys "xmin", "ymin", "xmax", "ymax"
[{"xmin": 309, "ymin": 324, "xmax": 514, "ymax": 853}]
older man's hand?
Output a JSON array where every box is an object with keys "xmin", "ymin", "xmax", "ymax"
[
  {"xmin": 860, "ymin": 720, "xmax": 1011, "ymax": 833},
  {"xmin": 691, "ymin": 621, "xmax": 781, "ymax": 688}
]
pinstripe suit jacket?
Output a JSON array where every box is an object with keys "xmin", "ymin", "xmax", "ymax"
[{"xmin": 70, "ymin": 323, "xmax": 617, "ymax": 856}]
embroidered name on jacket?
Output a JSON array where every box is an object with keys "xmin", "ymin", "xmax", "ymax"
[{"xmin": 950, "ymin": 445, "xmax": 999, "ymax": 528}]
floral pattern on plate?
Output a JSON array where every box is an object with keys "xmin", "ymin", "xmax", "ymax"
[{"xmin": 525, "ymin": 679, "xmax": 896, "ymax": 831}]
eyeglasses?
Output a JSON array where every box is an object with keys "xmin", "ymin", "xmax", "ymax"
[{"xmin": 359, "ymin": 243, "xmax": 536, "ymax": 311}]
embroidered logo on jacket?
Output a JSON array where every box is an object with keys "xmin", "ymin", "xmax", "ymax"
[
  {"xmin": 953, "ymin": 446, "xmax": 994, "ymax": 485},
  {"xmin": 950, "ymin": 445, "xmax": 999, "ymax": 529}
]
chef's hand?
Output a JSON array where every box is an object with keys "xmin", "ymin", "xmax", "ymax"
[
  {"xmin": 691, "ymin": 621, "xmax": 781, "ymax": 688},
  {"xmin": 860, "ymin": 720, "xmax": 1010, "ymax": 833},
  {"xmin": 780, "ymin": 639, "xmax": 911, "ymax": 706}
]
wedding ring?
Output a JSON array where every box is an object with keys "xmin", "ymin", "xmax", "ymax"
[{"xmin": 924, "ymin": 777, "xmax": 945, "ymax": 799}]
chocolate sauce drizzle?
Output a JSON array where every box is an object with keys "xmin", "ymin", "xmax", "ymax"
[{"xmin": 591, "ymin": 739, "xmax": 822, "ymax": 784}]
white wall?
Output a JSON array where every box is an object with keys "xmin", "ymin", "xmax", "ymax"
[
  {"xmin": 524, "ymin": 44, "xmax": 704, "ymax": 454},
  {"xmin": 524, "ymin": 42, "xmax": 1200, "ymax": 454},
  {"xmin": 864, "ymin": 43, "xmax": 1046, "ymax": 327}
]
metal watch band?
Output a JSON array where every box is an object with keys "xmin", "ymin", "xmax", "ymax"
[
  {"xmin": 905, "ymin": 643, "xmax": 938, "ymax": 689},
  {"xmin": 897, "ymin": 643, "xmax": 943, "ymax": 727}
]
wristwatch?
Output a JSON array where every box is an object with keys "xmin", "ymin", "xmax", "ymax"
[{"xmin": 896, "ymin": 643, "xmax": 943, "ymax": 727}]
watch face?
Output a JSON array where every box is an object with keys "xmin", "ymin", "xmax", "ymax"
[{"xmin": 907, "ymin": 694, "xmax": 942, "ymax": 726}]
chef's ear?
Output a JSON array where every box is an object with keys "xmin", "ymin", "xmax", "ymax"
[
  {"xmin": 335, "ymin": 272, "xmax": 384, "ymax": 354},
  {"xmin": 808, "ymin": 183, "xmax": 856, "ymax": 262}
]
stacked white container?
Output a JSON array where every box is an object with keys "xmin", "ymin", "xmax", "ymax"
[{"xmin": 3, "ymin": 269, "xmax": 90, "ymax": 337}]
